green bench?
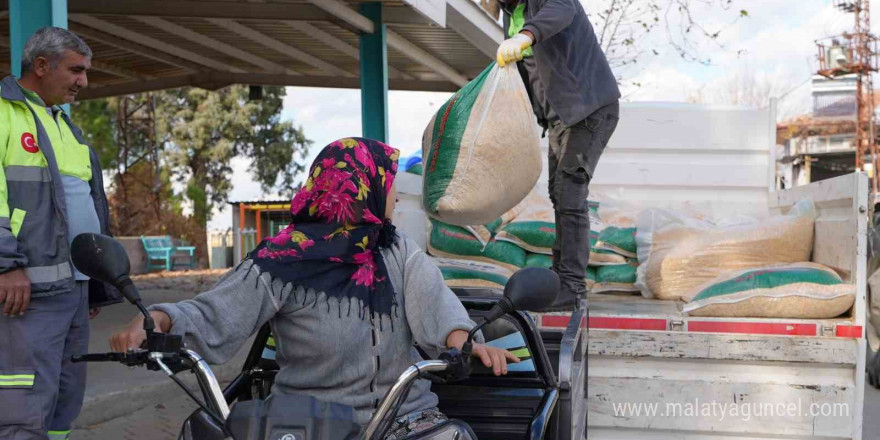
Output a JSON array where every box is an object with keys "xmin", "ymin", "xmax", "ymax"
[{"xmin": 141, "ymin": 235, "xmax": 196, "ymax": 272}]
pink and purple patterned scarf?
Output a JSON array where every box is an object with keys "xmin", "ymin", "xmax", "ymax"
[{"xmin": 249, "ymin": 137, "xmax": 401, "ymax": 318}]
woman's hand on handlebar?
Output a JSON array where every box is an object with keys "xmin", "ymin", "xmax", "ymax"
[
  {"xmin": 109, "ymin": 311, "xmax": 172, "ymax": 352},
  {"xmin": 470, "ymin": 344, "xmax": 520, "ymax": 376},
  {"xmin": 446, "ymin": 329, "xmax": 520, "ymax": 376}
]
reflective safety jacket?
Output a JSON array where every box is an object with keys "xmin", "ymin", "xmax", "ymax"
[{"xmin": 0, "ymin": 76, "xmax": 120, "ymax": 306}]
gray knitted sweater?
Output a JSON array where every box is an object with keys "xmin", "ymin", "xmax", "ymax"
[{"xmin": 149, "ymin": 234, "xmax": 477, "ymax": 425}]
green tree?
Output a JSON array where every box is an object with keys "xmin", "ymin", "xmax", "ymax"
[
  {"xmin": 73, "ymin": 85, "xmax": 311, "ymax": 266},
  {"xmin": 158, "ymin": 85, "xmax": 311, "ymax": 227},
  {"xmin": 71, "ymin": 98, "xmax": 117, "ymax": 169}
]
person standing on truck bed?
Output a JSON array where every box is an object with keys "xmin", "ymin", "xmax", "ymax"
[{"xmin": 496, "ymin": 0, "xmax": 621, "ymax": 311}]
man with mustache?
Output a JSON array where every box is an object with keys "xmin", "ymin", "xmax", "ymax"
[
  {"xmin": 0, "ymin": 27, "xmax": 118, "ymax": 440},
  {"xmin": 496, "ymin": 0, "xmax": 621, "ymax": 311}
]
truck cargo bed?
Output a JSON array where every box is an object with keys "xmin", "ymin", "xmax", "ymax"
[
  {"xmin": 543, "ymin": 173, "xmax": 869, "ymax": 439},
  {"xmin": 394, "ymin": 103, "xmax": 869, "ymax": 439}
]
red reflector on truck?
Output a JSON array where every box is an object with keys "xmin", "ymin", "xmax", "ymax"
[
  {"xmin": 539, "ymin": 315, "xmax": 587, "ymax": 329},
  {"xmin": 687, "ymin": 321, "xmax": 816, "ymax": 336},
  {"xmin": 586, "ymin": 317, "xmax": 667, "ymax": 331},
  {"xmin": 836, "ymin": 325, "xmax": 863, "ymax": 338},
  {"xmin": 543, "ymin": 315, "xmax": 862, "ymax": 338},
  {"xmin": 543, "ymin": 315, "xmax": 666, "ymax": 330}
]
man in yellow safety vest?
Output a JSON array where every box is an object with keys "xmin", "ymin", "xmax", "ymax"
[{"xmin": 0, "ymin": 27, "xmax": 119, "ymax": 440}]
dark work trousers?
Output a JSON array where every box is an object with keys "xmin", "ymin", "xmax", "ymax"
[
  {"xmin": 548, "ymin": 102, "xmax": 619, "ymax": 304},
  {"xmin": 0, "ymin": 281, "xmax": 89, "ymax": 440}
]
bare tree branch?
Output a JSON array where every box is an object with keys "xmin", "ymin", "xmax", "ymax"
[{"xmin": 588, "ymin": 0, "xmax": 747, "ymax": 82}]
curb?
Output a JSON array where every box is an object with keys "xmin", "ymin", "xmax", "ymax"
[{"xmin": 73, "ymin": 361, "xmax": 243, "ymax": 429}]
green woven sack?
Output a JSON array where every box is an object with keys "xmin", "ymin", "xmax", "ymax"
[
  {"xmin": 498, "ymin": 221, "xmax": 556, "ymax": 249},
  {"xmin": 683, "ymin": 263, "xmax": 855, "ymax": 319},
  {"xmin": 525, "ymin": 253, "xmax": 553, "ymax": 268},
  {"xmin": 596, "ymin": 261, "xmax": 639, "ymax": 284},
  {"xmin": 428, "ymin": 219, "xmax": 526, "ymax": 271},
  {"xmin": 691, "ymin": 265, "xmax": 842, "ymax": 302},
  {"xmin": 596, "ymin": 227, "xmax": 637, "ymax": 257},
  {"xmin": 434, "ymin": 258, "xmax": 512, "ymax": 289}
]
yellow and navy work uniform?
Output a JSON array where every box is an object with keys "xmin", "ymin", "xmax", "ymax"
[{"xmin": 0, "ymin": 75, "xmax": 119, "ymax": 440}]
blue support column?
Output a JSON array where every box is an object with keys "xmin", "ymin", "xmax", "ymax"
[
  {"xmin": 10, "ymin": 0, "xmax": 68, "ymax": 77},
  {"xmin": 359, "ymin": 2, "xmax": 389, "ymax": 143}
]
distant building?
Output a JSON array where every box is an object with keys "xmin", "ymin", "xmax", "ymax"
[
  {"xmin": 230, "ymin": 200, "xmax": 292, "ymax": 265},
  {"xmin": 776, "ymin": 74, "xmax": 877, "ymax": 188}
]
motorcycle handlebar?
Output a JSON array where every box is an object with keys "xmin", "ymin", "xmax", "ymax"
[
  {"xmin": 71, "ymin": 353, "xmax": 127, "ymax": 363},
  {"xmin": 71, "ymin": 350, "xmax": 152, "ymax": 367}
]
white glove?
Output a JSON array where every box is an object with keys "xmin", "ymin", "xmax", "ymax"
[{"xmin": 496, "ymin": 33, "xmax": 533, "ymax": 67}]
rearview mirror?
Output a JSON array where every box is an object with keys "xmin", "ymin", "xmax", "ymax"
[
  {"xmin": 476, "ymin": 268, "xmax": 560, "ymax": 327},
  {"xmin": 461, "ymin": 268, "xmax": 560, "ymax": 359},
  {"xmin": 71, "ymin": 233, "xmax": 132, "ymax": 287},
  {"xmin": 72, "ymin": 233, "xmax": 153, "ymax": 331},
  {"xmin": 503, "ymin": 268, "xmax": 560, "ymax": 312}
]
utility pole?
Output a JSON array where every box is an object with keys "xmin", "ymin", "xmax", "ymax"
[{"xmin": 817, "ymin": 0, "xmax": 879, "ymax": 196}]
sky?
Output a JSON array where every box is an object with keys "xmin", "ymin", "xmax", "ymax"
[{"xmin": 208, "ymin": 0, "xmax": 868, "ymax": 230}]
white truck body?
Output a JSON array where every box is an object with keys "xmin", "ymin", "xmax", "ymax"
[{"xmin": 393, "ymin": 101, "xmax": 868, "ymax": 439}]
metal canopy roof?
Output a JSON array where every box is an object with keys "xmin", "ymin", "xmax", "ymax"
[{"xmin": 0, "ymin": 0, "xmax": 502, "ymax": 99}]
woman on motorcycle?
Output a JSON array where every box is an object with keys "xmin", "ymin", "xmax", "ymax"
[{"xmin": 110, "ymin": 138, "xmax": 519, "ymax": 439}]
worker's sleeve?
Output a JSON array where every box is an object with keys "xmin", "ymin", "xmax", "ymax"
[
  {"xmin": 148, "ymin": 260, "xmax": 280, "ymax": 364},
  {"xmin": 400, "ymin": 237, "xmax": 482, "ymax": 358},
  {"xmin": 522, "ymin": 0, "xmax": 577, "ymax": 44},
  {"xmin": 0, "ymin": 100, "xmax": 28, "ymax": 274}
]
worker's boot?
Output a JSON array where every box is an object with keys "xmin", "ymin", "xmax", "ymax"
[{"xmin": 537, "ymin": 289, "xmax": 585, "ymax": 312}]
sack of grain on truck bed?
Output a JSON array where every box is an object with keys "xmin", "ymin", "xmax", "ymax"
[
  {"xmin": 636, "ymin": 199, "xmax": 816, "ymax": 301},
  {"xmin": 589, "ymin": 230, "xmax": 628, "ymax": 265},
  {"xmin": 463, "ymin": 218, "xmax": 503, "ymax": 249},
  {"xmin": 683, "ymin": 263, "xmax": 855, "ymax": 318},
  {"xmin": 495, "ymin": 189, "xmax": 612, "ymax": 261},
  {"xmin": 595, "ymin": 226, "xmax": 638, "ymax": 258},
  {"xmin": 422, "ymin": 63, "xmax": 541, "ymax": 226},
  {"xmin": 591, "ymin": 200, "xmax": 639, "ymax": 258},
  {"xmin": 524, "ymin": 252, "xmax": 552, "ymax": 269},
  {"xmin": 596, "ymin": 199, "xmax": 639, "ymax": 228},
  {"xmin": 524, "ymin": 253, "xmax": 599, "ymax": 290},
  {"xmin": 428, "ymin": 219, "xmax": 526, "ymax": 271},
  {"xmin": 433, "ymin": 257, "xmax": 513, "ymax": 290},
  {"xmin": 592, "ymin": 260, "xmax": 640, "ymax": 294},
  {"xmin": 495, "ymin": 190, "xmax": 556, "ymax": 254}
]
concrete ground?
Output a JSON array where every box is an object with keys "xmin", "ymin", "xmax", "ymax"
[{"xmin": 68, "ymin": 271, "xmax": 880, "ymax": 439}]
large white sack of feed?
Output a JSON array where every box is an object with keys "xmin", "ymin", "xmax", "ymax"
[
  {"xmin": 636, "ymin": 199, "xmax": 816, "ymax": 301},
  {"xmin": 683, "ymin": 263, "xmax": 855, "ymax": 318},
  {"xmin": 421, "ymin": 62, "xmax": 541, "ymax": 226}
]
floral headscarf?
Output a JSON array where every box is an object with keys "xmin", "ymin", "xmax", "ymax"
[{"xmin": 249, "ymin": 137, "xmax": 401, "ymax": 319}]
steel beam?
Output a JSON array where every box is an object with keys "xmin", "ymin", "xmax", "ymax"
[
  {"xmin": 71, "ymin": 14, "xmax": 243, "ymax": 72},
  {"xmin": 9, "ymin": 0, "xmax": 67, "ymax": 77},
  {"xmin": 359, "ymin": 3, "xmax": 388, "ymax": 142},
  {"xmin": 77, "ymin": 72, "xmax": 458, "ymax": 100}
]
